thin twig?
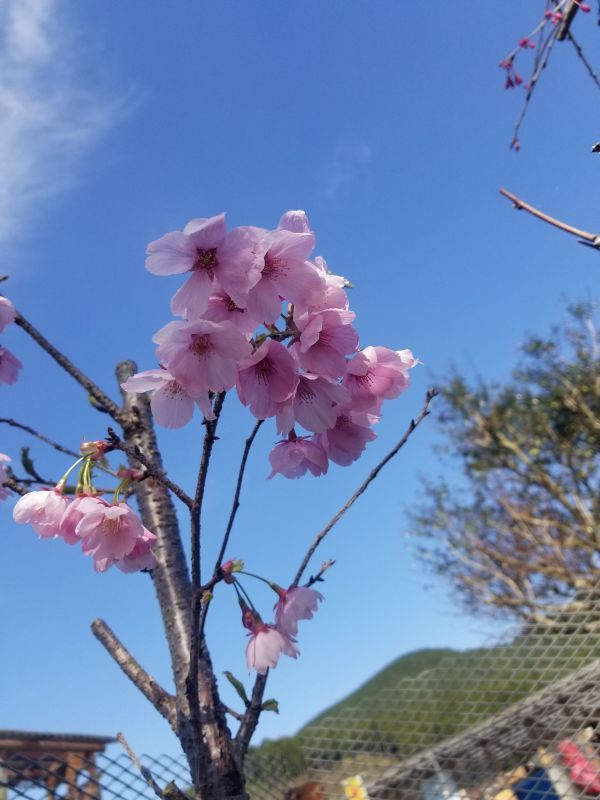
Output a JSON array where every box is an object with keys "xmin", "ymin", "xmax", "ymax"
[
  {"xmin": 14, "ymin": 312, "xmax": 125, "ymax": 423},
  {"xmin": 567, "ymin": 30, "xmax": 600, "ymax": 88},
  {"xmin": 511, "ymin": 24, "xmax": 559, "ymax": 148},
  {"xmin": 116, "ymin": 732, "xmax": 166, "ymax": 800},
  {"xmin": 292, "ymin": 388, "xmax": 438, "ymax": 587},
  {"xmin": 305, "ymin": 559, "xmax": 336, "ymax": 588},
  {"xmin": 499, "ymin": 187, "xmax": 600, "ymax": 246},
  {"xmin": 0, "ymin": 417, "xmax": 119, "ymax": 478},
  {"xmin": 106, "ymin": 429, "xmax": 194, "ymax": 508},
  {"xmin": 215, "ymin": 418, "xmax": 263, "ymax": 571},
  {"xmin": 187, "ymin": 392, "xmax": 226, "ymax": 753},
  {"xmin": 92, "ymin": 619, "xmax": 176, "ymax": 728},
  {"xmin": 235, "ymin": 673, "xmax": 268, "ymax": 754},
  {"xmin": 0, "ymin": 418, "xmax": 80, "ymax": 459},
  {"xmin": 223, "ymin": 704, "xmax": 244, "ymax": 722}
]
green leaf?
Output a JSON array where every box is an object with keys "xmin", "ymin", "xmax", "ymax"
[
  {"xmin": 261, "ymin": 698, "xmax": 279, "ymax": 714},
  {"xmin": 223, "ymin": 671, "xmax": 249, "ymax": 707}
]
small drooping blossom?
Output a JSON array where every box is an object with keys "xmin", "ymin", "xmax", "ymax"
[
  {"xmin": 76, "ymin": 497, "xmax": 147, "ymax": 569},
  {"xmin": 0, "ymin": 297, "xmax": 16, "ymax": 333},
  {"xmin": 121, "ymin": 368, "xmax": 205, "ymax": 428},
  {"xmin": 153, "ymin": 319, "xmax": 251, "ymax": 405},
  {"xmin": 278, "ymin": 209, "xmax": 312, "ymax": 234},
  {"xmin": 276, "ymin": 373, "xmax": 349, "ymax": 434},
  {"xmin": 13, "ymin": 488, "xmax": 69, "ymax": 539},
  {"xmin": 316, "ymin": 406, "xmax": 378, "ymax": 466},
  {"xmin": 268, "ymin": 434, "xmax": 328, "ymax": 479},
  {"xmin": 274, "ymin": 586, "xmax": 323, "ymax": 636},
  {"xmin": 237, "ymin": 339, "xmax": 298, "ymax": 420},
  {"xmin": 0, "ymin": 453, "xmax": 11, "ymax": 501},
  {"xmin": 344, "ymin": 347, "xmax": 417, "ymax": 411},
  {"xmin": 116, "ymin": 528, "xmax": 157, "ymax": 573},
  {"xmin": 58, "ymin": 494, "xmax": 95, "ymax": 545},
  {"xmin": 246, "ymin": 228, "xmax": 323, "ymax": 324},
  {"xmin": 0, "ymin": 346, "xmax": 22, "ymax": 385},
  {"xmin": 246, "ymin": 622, "xmax": 299, "ymax": 675},
  {"xmin": 292, "ymin": 309, "xmax": 358, "ymax": 379},
  {"xmin": 146, "ymin": 214, "xmax": 263, "ymax": 318}
]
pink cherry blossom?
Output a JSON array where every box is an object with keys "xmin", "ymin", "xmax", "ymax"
[
  {"xmin": 0, "ymin": 346, "xmax": 22, "ymax": 384},
  {"xmin": 116, "ymin": 528, "xmax": 157, "ymax": 573},
  {"xmin": 0, "ymin": 297, "xmax": 16, "ymax": 333},
  {"xmin": 276, "ymin": 373, "xmax": 349, "ymax": 434},
  {"xmin": 237, "ymin": 339, "xmax": 298, "ymax": 420},
  {"xmin": 146, "ymin": 214, "xmax": 263, "ymax": 317},
  {"xmin": 13, "ymin": 488, "xmax": 69, "ymax": 539},
  {"xmin": 246, "ymin": 229, "xmax": 323, "ymax": 324},
  {"xmin": 0, "ymin": 453, "xmax": 11, "ymax": 501},
  {"xmin": 203, "ymin": 291, "xmax": 261, "ymax": 335},
  {"xmin": 293, "ymin": 256, "xmax": 349, "ymax": 318},
  {"xmin": 274, "ymin": 586, "xmax": 323, "ymax": 636},
  {"xmin": 246, "ymin": 624, "xmax": 299, "ymax": 674},
  {"xmin": 316, "ymin": 406, "xmax": 377, "ymax": 466},
  {"xmin": 292, "ymin": 309, "xmax": 358, "ymax": 379},
  {"xmin": 121, "ymin": 368, "xmax": 202, "ymax": 428},
  {"xmin": 268, "ymin": 435, "xmax": 328, "ymax": 479},
  {"xmin": 58, "ymin": 495, "xmax": 94, "ymax": 545},
  {"xmin": 153, "ymin": 319, "xmax": 251, "ymax": 404},
  {"xmin": 76, "ymin": 498, "xmax": 145, "ymax": 567},
  {"xmin": 344, "ymin": 347, "xmax": 417, "ymax": 411}
]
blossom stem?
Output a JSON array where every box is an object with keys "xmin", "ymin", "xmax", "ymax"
[
  {"xmin": 232, "ymin": 578, "xmax": 259, "ymax": 615},
  {"xmin": 237, "ymin": 571, "xmax": 277, "ymax": 592}
]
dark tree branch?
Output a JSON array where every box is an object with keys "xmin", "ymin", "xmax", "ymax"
[
  {"xmin": 1, "ymin": 475, "xmax": 27, "ymax": 496},
  {"xmin": 292, "ymin": 388, "xmax": 438, "ymax": 587},
  {"xmin": 305, "ymin": 558, "xmax": 336, "ymax": 588},
  {"xmin": 14, "ymin": 311, "xmax": 125, "ymax": 423},
  {"xmin": 92, "ymin": 619, "xmax": 176, "ymax": 729},
  {"xmin": 106, "ymin": 428, "xmax": 193, "ymax": 508},
  {"xmin": 187, "ymin": 393, "xmax": 226, "ymax": 758},
  {"xmin": 235, "ymin": 674, "xmax": 268, "ymax": 757}
]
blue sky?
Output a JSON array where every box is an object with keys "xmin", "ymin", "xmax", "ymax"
[{"xmin": 1, "ymin": 0, "xmax": 600, "ymax": 759}]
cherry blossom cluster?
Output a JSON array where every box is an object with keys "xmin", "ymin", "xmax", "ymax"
[
  {"xmin": 0, "ymin": 296, "xmax": 22, "ymax": 386},
  {"xmin": 11, "ymin": 447, "xmax": 157, "ymax": 573},
  {"xmin": 124, "ymin": 210, "xmax": 415, "ymax": 478},
  {"xmin": 222, "ymin": 559, "xmax": 322, "ymax": 674}
]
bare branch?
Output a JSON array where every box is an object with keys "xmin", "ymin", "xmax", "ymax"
[
  {"xmin": 0, "ymin": 418, "xmax": 80, "ymax": 459},
  {"xmin": 499, "ymin": 187, "xmax": 600, "ymax": 247},
  {"xmin": 1, "ymin": 475, "xmax": 27, "ymax": 496},
  {"xmin": 14, "ymin": 311, "xmax": 125, "ymax": 423},
  {"xmin": 305, "ymin": 559, "xmax": 336, "ymax": 588},
  {"xmin": 187, "ymin": 392, "xmax": 226, "ymax": 752},
  {"xmin": 292, "ymin": 388, "xmax": 438, "ymax": 587},
  {"xmin": 92, "ymin": 619, "xmax": 176, "ymax": 728},
  {"xmin": 235, "ymin": 673, "xmax": 268, "ymax": 756},
  {"xmin": 215, "ymin": 419, "xmax": 263, "ymax": 572},
  {"xmin": 567, "ymin": 30, "xmax": 600, "ymax": 89},
  {"xmin": 106, "ymin": 428, "xmax": 193, "ymax": 508}
]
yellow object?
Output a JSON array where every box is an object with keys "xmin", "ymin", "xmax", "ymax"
[{"xmin": 342, "ymin": 775, "xmax": 369, "ymax": 800}]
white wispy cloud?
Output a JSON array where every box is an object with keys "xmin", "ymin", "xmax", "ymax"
[
  {"xmin": 321, "ymin": 142, "xmax": 373, "ymax": 200},
  {"xmin": 0, "ymin": 0, "xmax": 122, "ymax": 242}
]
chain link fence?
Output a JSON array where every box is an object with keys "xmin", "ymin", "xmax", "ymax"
[{"xmin": 5, "ymin": 592, "xmax": 600, "ymax": 799}]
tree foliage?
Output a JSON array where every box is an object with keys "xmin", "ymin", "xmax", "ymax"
[{"xmin": 413, "ymin": 303, "xmax": 600, "ymax": 629}]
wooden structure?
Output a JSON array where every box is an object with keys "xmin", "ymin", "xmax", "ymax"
[{"xmin": 0, "ymin": 730, "xmax": 114, "ymax": 799}]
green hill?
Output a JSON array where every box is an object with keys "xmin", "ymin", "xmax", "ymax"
[{"xmin": 300, "ymin": 647, "xmax": 456, "ymax": 732}]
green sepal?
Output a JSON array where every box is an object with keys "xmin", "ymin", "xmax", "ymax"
[{"xmin": 261, "ymin": 698, "xmax": 279, "ymax": 714}]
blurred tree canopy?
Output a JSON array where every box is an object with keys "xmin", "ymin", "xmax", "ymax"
[{"xmin": 412, "ymin": 303, "xmax": 600, "ymax": 629}]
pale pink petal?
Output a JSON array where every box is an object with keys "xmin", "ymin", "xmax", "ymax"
[
  {"xmin": 278, "ymin": 210, "xmax": 312, "ymax": 234},
  {"xmin": 146, "ymin": 231, "xmax": 197, "ymax": 275},
  {"xmin": 0, "ymin": 297, "xmax": 16, "ymax": 333},
  {"xmin": 151, "ymin": 382, "xmax": 195, "ymax": 428},
  {"xmin": 170, "ymin": 269, "xmax": 214, "ymax": 318},
  {"xmin": 121, "ymin": 369, "xmax": 170, "ymax": 394}
]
